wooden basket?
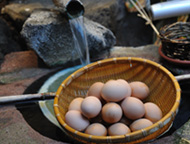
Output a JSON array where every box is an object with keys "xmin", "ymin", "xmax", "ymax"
[
  {"xmin": 159, "ymin": 22, "xmax": 190, "ymax": 61},
  {"xmin": 54, "ymin": 57, "xmax": 181, "ymax": 144}
]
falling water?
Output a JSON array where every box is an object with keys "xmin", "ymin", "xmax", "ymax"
[{"xmin": 69, "ymin": 16, "xmax": 90, "ymax": 65}]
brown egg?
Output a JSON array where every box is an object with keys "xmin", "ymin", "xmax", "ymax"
[
  {"xmin": 121, "ymin": 97, "xmax": 145, "ymax": 120},
  {"xmin": 102, "ymin": 102, "xmax": 123, "ymax": 123},
  {"xmin": 68, "ymin": 97, "xmax": 84, "ymax": 112},
  {"xmin": 130, "ymin": 118, "xmax": 153, "ymax": 132},
  {"xmin": 129, "ymin": 81, "xmax": 149, "ymax": 100},
  {"xmin": 65, "ymin": 110, "xmax": 90, "ymax": 131},
  {"xmin": 108, "ymin": 123, "xmax": 131, "ymax": 136},
  {"xmin": 144, "ymin": 102, "xmax": 163, "ymax": 123},
  {"xmin": 101, "ymin": 80, "xmax": 130, "ymax": 102},
  {"xmin": 87, "ymin": 82, "xmax": 104, "ymax": 100},
  {"xmin": 117, "ymin": 79, "xmax": 132, "ymax": 96},
  {"xmin": 85, "ymin": 123, "xmax": 107, "ymax": 136},
  {"xmin": 81, "ymin": 96, "xmax": 102, "ymax": 118}
]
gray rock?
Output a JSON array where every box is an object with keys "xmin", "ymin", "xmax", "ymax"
[
  {"xmin": 2, "ymin": 0, "xmax": 153, "ymax": 47},
  {"xmin": 21, "ymin": 10, "xmax": 116, "ymax": 67},
  {"xmin": 82, "ymin": 0, "xmax": 115, "ymax": 30},
  {"xmin": 1, "ymin": 3, "xmax": 45, "ymax": 21},
  {"xmin": 109, "ymin": 45, "xmax": 160, "ymax": 63}
]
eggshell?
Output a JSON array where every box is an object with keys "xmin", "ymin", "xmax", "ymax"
[
  {"xmin": 108, "ymin": 123, "xmax": 131, "ymax": 136},
  {"xmin": 130, "ymin": 118, "xmax": 153, "ymax": 132},
  {"xmin": 68, "ymin": 97, "xmax": 84, "ymax": 112},
  {"xmin": 87, "ymin": 82, "xmax": 104, "ymax": 99},
  {"xmin": 81, "ymin": 96, "xmax": 102, "ymax": 118},
  {"xmin": 129, "ymin": 81, "xmax": 149, "ymax": 100},
  {"xmin": 65, "ymin": 110, "xmax": 90, "ymax": 131},
  {"xmin": 117, "ymin": 79, "xmax": 131, "ymax": 96},
  {"xmin": 101, "ymin": 80, "xmax": 130, "ymax": 102},
  {"xmin": 85, "ymin": 123, "xmax": 107, "ymax": 136},
  {"xmin": 144, "ymin": 102, "xmax": 163, "ymax": 123},
  {"xmin": 102, "ymin": 102, "xmax": 123, "ymax": 123},
  {"xmin": 121, "ymin": 97, "xmax": 145, "ymax": 120}
]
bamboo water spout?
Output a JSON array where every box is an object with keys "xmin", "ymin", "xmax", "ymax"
[{"xmin": 52, "ymin": 0, "xmax": 84, "ymax": 19}]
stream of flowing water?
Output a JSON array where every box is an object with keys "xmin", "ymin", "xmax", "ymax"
[{"xmin": 69, "ymin": 16, "xmax": 90, "ymax": 65}]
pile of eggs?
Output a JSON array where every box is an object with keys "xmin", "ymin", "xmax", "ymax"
[{"xmin": 65, "ymin": 79, "xmax": 163, "ymax": 136}]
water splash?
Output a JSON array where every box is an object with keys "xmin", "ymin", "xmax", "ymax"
[{"xmin": 69, "ymin": 16, "xmax": 90, "ymax": 65}]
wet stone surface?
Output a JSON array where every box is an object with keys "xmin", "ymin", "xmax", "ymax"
[{"xmin": 0, "ymin": 105, "xmax": 64, "ymax": 144}]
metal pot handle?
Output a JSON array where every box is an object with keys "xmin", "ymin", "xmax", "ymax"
[
  {"xmin": 175, "ymin": 74, "xmax": 190, "ymax": 81},
  {"xmin": 0, "ymin": 74, "xmax": 190, "ymax": 104}
]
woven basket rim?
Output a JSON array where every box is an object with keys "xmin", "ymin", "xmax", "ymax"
[
  {"xmin": 159, "ymin": 21, "xmax": 190, "ymax": 44},
  {"xmin": 159, "ymin": 45, "xmax": 190, "ymax": 64},
  {"xmin": 54, "ymin": 57, "xmax": 181, "ymax": 142}
]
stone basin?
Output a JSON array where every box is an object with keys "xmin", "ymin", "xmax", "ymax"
[
  {"xmin": 13, "ymin": 60, "xmax": 190, "ymax": 144},
  {"xmin": 0, "ymin": 0, "xmax": 190, "ymax": 143}
]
